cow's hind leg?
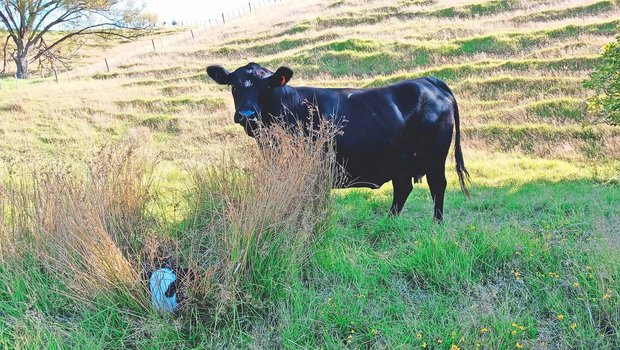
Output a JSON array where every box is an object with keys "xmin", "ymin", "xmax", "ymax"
[
  {"xmin": 427, "ymin": 164, "xmax": 447, "ymax": 222},
  {"xmin": 389, "ymin": 174, "xmax": 413, "ymax": 216},
  {"xmin": 427, "ymin": 124, "xmax": 452, "ymax": 222}
]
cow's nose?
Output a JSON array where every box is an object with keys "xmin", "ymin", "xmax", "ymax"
[{"xmin": 236, "ymin": 109, "xmax": 256, "ymax": 123}]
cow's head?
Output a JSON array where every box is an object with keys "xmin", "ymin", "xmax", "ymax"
[{"xmin": 206, "ymin": 62, "xmax": 293, "ymax": 136}]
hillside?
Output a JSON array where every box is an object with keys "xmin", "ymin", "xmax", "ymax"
[
  {"xmin": 1, "ymin": 0, "xmax": 619, "ymax": 349},
  {"xmin": 1, "ymin": 0, "xmax": 619, "ymax": 166}
]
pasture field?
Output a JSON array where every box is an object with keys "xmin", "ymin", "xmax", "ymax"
[{"xmin": 1, "ymin": 0, "xmax": 619, "ymax": 349}]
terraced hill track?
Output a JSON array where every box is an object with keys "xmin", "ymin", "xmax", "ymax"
[{"xmin": 1, "ymin": 0, "xmax": 619, "ymax": 165}]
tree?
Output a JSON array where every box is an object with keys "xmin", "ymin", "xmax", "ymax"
[
  {"xmin": 585, "ymin": 30, "xmax": 620, "ymax": 126},
  {"xmin": 0, "ymin": 0, "xmax": 156, "ymax": 78}
]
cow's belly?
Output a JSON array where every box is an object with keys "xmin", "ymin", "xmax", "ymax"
[{"xmin": 336, "ymin": 150, "xmax": 425, "ymax": 189}]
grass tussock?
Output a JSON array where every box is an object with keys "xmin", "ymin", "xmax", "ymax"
[
  {"xmin": 181, "ymin": 120, "xmax": 344, "ymax": 321},
  {"xmin": 0, "ymin": 129, "xmax": 157, "ymax": 310}
]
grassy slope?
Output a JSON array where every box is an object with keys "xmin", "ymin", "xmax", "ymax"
[{"xmin": 1, "ymin": 0, "xmax": 620, "ymax": 349}]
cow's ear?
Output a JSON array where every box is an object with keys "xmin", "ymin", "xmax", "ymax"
[
  {"xmin": 269, "ymin": 66, "xmax": 293, "ymax": 88},
  {"xmin": 207, "ymin": 65, "xmax": 231, "ymax": 85}
]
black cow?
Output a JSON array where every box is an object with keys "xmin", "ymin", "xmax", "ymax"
[{"xmin": 207, "ymin": 62, "xmax": 470, "ymax": 221}]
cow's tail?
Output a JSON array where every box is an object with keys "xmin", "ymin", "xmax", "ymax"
[{"xmin": 453, "ymin": 100, "xmax": 471, "ymax": 196}]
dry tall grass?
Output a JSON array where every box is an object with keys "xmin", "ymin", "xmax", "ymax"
[
  {"xmin": 0, "ymin": 117, "xmax": 343, "ymax": 325},
  {"xmin": 0, "ymin": 129, "xmax": 157, "ymax": 310},
  {"xmin": 183, "ymin": 119, "xmax": 343, "ymax": 320}
]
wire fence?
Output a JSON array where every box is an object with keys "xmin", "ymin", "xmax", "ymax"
[{"xmin": 0, "ymin": 0, "xmax": 286, "ymax": 87}]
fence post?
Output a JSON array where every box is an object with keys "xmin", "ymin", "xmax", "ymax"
[
  {"xmin": 54, "ymin": 69, "xmax": 58, "ymax": 83},
  {"xmin": 249, "ymin": 2, "xmax": 252, "ymax": 12},
  {"xmin": 105, "ymin": 58, "xmax": 110, "ymax": 72},
  {"xmin": 222, "ymin": 13, "xmax": 225, "ymax": 24},
  {"xmin": 152, "ymin": 39, "xmax": 156, "ymax": 51},
  {"xmin": 191, "ymin": 29, "xmax": 195, "ymax": 39}
]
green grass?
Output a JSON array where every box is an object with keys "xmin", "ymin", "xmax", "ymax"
[
  {"xmin": 3, "ymin": 156, "xmax": 618, "ymax": 349},
  {"xmin": 512, "ymin": 1, "xmax": 618, "ymax": 23},
  {"xmin": 432, "ymin": 0, "xmax": 517, "ymax": 17}
]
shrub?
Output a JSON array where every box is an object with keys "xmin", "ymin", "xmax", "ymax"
[{"xmin": 585, "ymin": 29, "xmax": 620, "ymax": 125}]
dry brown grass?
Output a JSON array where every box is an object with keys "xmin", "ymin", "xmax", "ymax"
[
  {"xmin": 1, "ymin": 114, "xmax": 344, "ymax": 324},
  {"xmin": 180, "ymin": 118, "xmax": 343, "ymax": 319},
  {"xmin": 0, "ymin": 129, "xmax": 157, "ymax": 309}
]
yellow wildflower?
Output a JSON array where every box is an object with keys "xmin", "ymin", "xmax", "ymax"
[
  {"xmin": 571, "ymin": 323, "xmax": 577, "ymax": 330},
  {"xmin": 512, "ymin": 322, "xmax": 518, "ymax": 327},
  {"xmin": 422, "ymin": 342, "xmax": 427, "ymax": 349},
  {"xmin": 557, "ymin": 314, "xmax": 564, "ymax": 321},
  {"xmin": 516, "ymin": 342, "xmax": 523, "ymax": 348},
  {"xmin": 573, "ymin": 282, "xmax": 580, "ymax": 288},
  {"xmin": 451, "ymin": 345, "xmax": 461, "ymax": 350},
  {"xmin": 512, "ymin": 330, "xmax": 518, "ymax": 336},
  {"xmin": 417, "ymin": 333, "xmax": 422, "ymax": 339},
  {"xmin": 480, "ymin": 327, "xmax": 488, "ymax": 334},
  {"xmin": 437, "ymin": 338, "xmax": 443, "ymax": 344},
  {"xmin": 371, "ymin": 329, "xmax": 378, "ymax": 336}
]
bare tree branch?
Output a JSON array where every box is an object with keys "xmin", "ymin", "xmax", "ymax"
[
  {"xmin": 1, "ymin": 34, "xmax": 10, "ymax": 73},
  {"xmin": 0, "ymin": 0, "xmax": 156, "ymax": 78}
]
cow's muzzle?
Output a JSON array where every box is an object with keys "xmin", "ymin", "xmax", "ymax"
[{"xmin": 235, "ymin": 109, "xmax": 258, "ymax": 124}]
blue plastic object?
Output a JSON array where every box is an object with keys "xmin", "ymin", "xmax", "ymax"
[{"xmin": 149, "ymin": 267, "xmax": 178, "ymax": 312}]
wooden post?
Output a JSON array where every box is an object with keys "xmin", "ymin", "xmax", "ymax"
[
  {"xmin": 104, "ymin": 58, "xmax": 110, "ymax": 72},
  {"xmin": 54, "ymin": 69, "xmax": 58, "ymax": 83},
  {"xmin": 152, "ymin": 39, "xmax": 156, "ymax": 51},
  {"xmin": 191, "ymin": 29, "xmax": 195, "ymax": 39},
  {"xmin": 249, "ymin": 2, "xmax": 252, "ymax": 12},
  {"xmin": 222, "ymin": 13, "xmax": 225, "ymax": 24}
]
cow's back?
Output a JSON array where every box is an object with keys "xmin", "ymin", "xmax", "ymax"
[{"xmin": 285, "ymin": 78, "xmax": 456, "ymax": 188}]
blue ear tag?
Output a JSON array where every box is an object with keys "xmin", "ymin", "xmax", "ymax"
[{"xmin": 149, "ymin": 267, "xmax": 178, "ymax": 312}]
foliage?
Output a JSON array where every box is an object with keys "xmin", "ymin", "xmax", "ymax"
[{"xmin": 585, "ymin": 29, "xmax": 620, "ymax": 125}]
